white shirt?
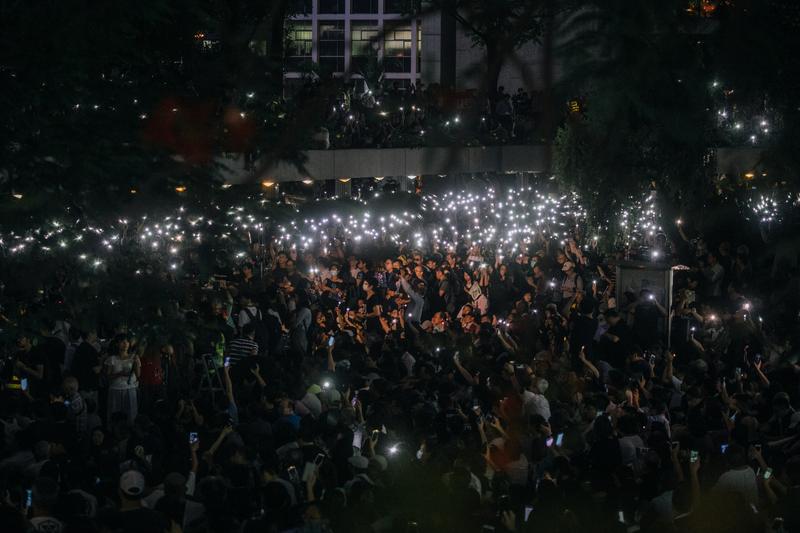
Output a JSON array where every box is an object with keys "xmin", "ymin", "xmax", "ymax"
[
  {"xmin": 106, "ymin": 355, "xmax": 137, "ymax": 389},
  {"xmin": 238, "ymin": 305, "xmax": 261, "ymax": 329},
  {"xmin": 714, "ymin": 467, "xmax": 758, "ymax": 507},
  {"xmin": 522, "ymin": 391, "xmax": 551, "ymax": 421},
  {"xmin": 619, "ymin": 435, "xmax": 645, "ymax": 468}
]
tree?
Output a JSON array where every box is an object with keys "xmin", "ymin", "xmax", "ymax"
[
  {"xmin": 553, "ymin": 0, "xmax": 714, "ymax": 221},
  {"xmin": 707, "ymin": 0, "xmax": 800, "ymax": 186},
  {"xmin": 429, "ymin": 0, "xmax": 554, "ymax": 106},
  {"xmin": 0, "ymin": 0, "xmax": 300, "ymax": 227}
]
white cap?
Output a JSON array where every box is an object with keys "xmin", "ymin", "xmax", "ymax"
[{"xmin": 119, "ymin": 470, "xmax": 145, "ymax": 497}]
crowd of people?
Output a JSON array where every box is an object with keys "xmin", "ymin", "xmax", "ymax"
[
  {"xmin": 300, "ymin": 79, "xmax": 539, "ymax": 150},
  {"xmin": 1, "ymin": 205, "xmax": 799, "ymax": 533}
]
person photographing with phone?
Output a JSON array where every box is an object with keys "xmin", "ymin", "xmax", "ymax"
[{"xmin": 104, "ymin": 334, "xmax": 140, "ymax": 425}]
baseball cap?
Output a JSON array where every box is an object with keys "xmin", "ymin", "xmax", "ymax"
[
  {"xmin": 119, "ymin": 470, "xmax": 145, "ymax": 497},
  {"xmin": 348, "ymin": 455, "xmax": 369, "ymax": 470},
  {"xmin": 320, "ymin": 388, "xmax": 342, "ymax": 406}
]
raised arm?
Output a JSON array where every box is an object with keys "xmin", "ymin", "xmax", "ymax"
[
  {"xmin": 578, "ymin": 346, "xmax": 600, "ymax": 380},
  {"xmin": 205, "ymin": 425, "xmax": 234, "ymax": 466},
  {"xmin": 400, "ymin": 278, "xmax": 424, "ymax": 308},
  {"xmin": 326, "ymin": 342, "xmax": 336, "ymax": 372},
  {"xmin": 453, "ymin": 353, "xmax": 478, "ymax": 385},
  {"xmin": 497, "ymin": 328, "xmax": 519, "ymax": 355},
  {"xmin": 752, "ymin": 359, "xmax": 770, "ymax": 387}
]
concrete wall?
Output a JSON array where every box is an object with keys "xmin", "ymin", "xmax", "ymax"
[
  {"xmin": 220, "ymin": 144, "xmax": 550, "ymax": 183},
  {"xmin": 454, "ymin": 32, "xmax": 547, "ymax": 92},
  {"xmin": 451, "ymin": 7, "xmax": 591, "ymax": 93},
  {"xmin": 420, "ymin": 5, "xmax": 456, "ymax": 87},
  {"xmin": 715, "ymin": 147, "xmax": 766, "ymax": 177}
]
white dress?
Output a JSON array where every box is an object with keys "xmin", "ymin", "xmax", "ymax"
[{"xmin": 106, "ymin": 355, "xmax": 138, "ymax": 423}]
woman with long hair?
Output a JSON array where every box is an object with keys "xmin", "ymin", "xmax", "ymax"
[{"xmin": 104, "ymin": 334, "xmax": 140, "ymax": 424}]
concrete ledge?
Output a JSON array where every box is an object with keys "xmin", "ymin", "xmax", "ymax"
[
  {"xmin": 715, "ymin": 147, "xmax": 765, "ymax": 177},
  {"xmin": 221, "ymin": 145, "xmax": 551, "ymax": 183},
  {"xmin": 218, "ymin": 145, "xmax": 759, "ymax": 184}
]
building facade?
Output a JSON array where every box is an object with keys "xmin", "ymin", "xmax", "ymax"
[
  {"xmin": 284, "ymin": 0, "xmax": 560, "ymax": 94},
  {"xmin": 285, "ymin": 0, "xmax": 425, "ymax": 87}
]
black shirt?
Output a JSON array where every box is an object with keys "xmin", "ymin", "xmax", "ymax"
[
  {"xmin": 18, "ymin": 348, "xmax": 45, "ymax": 397},
  {"xmin": 570, "ymin": 314, "xmax": 599, "ymax": 358},
  {"xmin": 117, "ymin": 507, "xmax": 168, "ymax": 533},
  {"xmin": 39, "ymin": 336, "xmax": 65, "ymax": 394},
  {"xmin": 633, "ymin": 303, "xmax": 661, "ymax": 348},
  {"xmin": 365, "ymin": 294, "xmax": 383, "ymax": 332},
  {"xmin": 72, "ymin": 341, "xmax": 100, "ymax": 391}
]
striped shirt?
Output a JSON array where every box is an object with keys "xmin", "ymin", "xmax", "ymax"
[{"xmin": 226, "ymin": 337, "xmax": 259, "ymax": 366}]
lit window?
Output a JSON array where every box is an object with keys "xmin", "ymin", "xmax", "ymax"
[
  {"xmin": 319, "ymin": 21, "xmax": 345, "ymax": 73},
  {"xmin": 286, "ymin": 21, "xmax": 313, "ymax": 70},
  {"xmin": 351, "ymin": 21, "xmax": 379, "ymax": 73},
  {"xmin": 384, "ymin": 23, "xmax": 412, "ymax": 73}
]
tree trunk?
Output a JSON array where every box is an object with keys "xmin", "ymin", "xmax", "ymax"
[
  {"xmin": 268, "ymin": 0, "xmax": 289, "ymax": 95},
  {"xmin": 541, "ymin": 0, "xmax": 555, "ymax": 172},
  {"xmin": 485, "ymin": 41, "xmax": 504, "ymax": 112}
]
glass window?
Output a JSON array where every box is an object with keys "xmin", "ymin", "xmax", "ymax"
[
  {"xmin": 351, "ymin": 21, "xmax": 379, "ymax": 73},
  {"xmin": 286, "ymin": 21, "xmax": 313, "ymax": 70},
  {"xmin": 416, "ymin": 22, "xmax": 421, "ymax": 71},
  {"xmin": 318, "ymin": 21, "xmax": 345, "ymax": 73},
  {"xmin": 318, "ymin": 0, "xmax": 345, "ymax": 14},
  {"xmin": 290, "ymin": 0, "xmax": 312, "ymax": 14},
  {"xmin": 384, "ymin": 23, "xmax": 411, "ymax": 73},
  {"xmin": 384, "ymin": 0, "xmax": 417, "ymax": 14},
  {"xmin": 351, "ymin": 0, "xmax": 378, "ymax": 13}
]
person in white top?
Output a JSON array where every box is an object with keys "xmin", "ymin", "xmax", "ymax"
[
  {"xmin": 104, "ymin": 335, "xmax": 140, "ymax": 424},
  {"xmin": 713, "ymin": 443, "xmax": 758, "ymax": 508},
  {"xmin": 523, "ymin": 377, "xmax": 551, "ymax": 422},
  {"xmin": 237, "ymin": 295, "xmax": 261, "ymax": 330}
]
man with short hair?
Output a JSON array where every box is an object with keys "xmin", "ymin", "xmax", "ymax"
[
  {"xmin": 398, "ymin": 272, "xmax": 425, "ymax": 324},
  {"xmin": 226, "ymin": 324, "xmax": 258, "ymax": 367},
  {"xmin": 713, "ymin": 443, "xmax": 757, "ymax": 507},
  {"xmin": 703, "ymin": 252, "xmax": 725, "ymax": 298},
  {"xmin": 522, "ymin": 376, "xmax": 551, "ymax": 422},
  {"xmin": 71, "ymin": 329, "xmax": 101, "ymax": 405},
  {"xmin": 237, "ymin": 295, "xmax": 261, "ymax": 330},
  {"xmin": 14, "ymin": 333, "xmax": 45, "ymax": 398},
  {"xmin": 435, "ymin": 268, "xmax": 454, "ymax": 314}
]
